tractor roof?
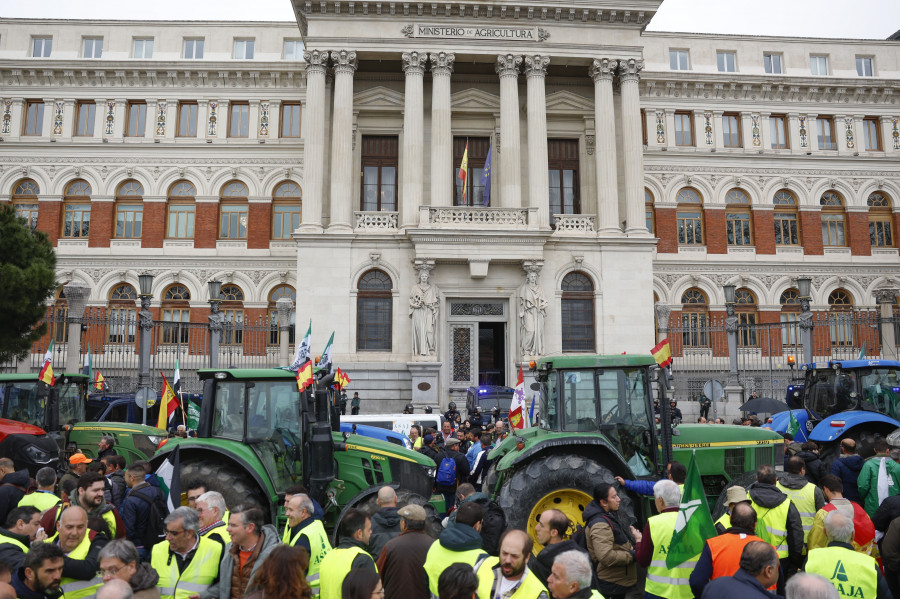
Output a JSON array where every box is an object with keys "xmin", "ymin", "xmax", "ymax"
[
  {"xmin": 535, "ymin": 354, "xmax": 657, "ymax": 369},
  {"xmin": 197, "ymin": 368, "xmax": 299, "ymax": 381},
  {"xmin": 0, "ymin": 373, "xmax": 89, "ymax": 383}
]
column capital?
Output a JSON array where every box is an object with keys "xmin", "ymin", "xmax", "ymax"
[
  {"xmin": 402, "ymin": 51, "xmax": 428, "ymax": 76},
  {"xmin": 874, "ymin": 288, "xmax": 899, "ymax": 304},
  {"xmin": 429, "ymin": 51, "xmax": 455, "ymax": 75},
  {"xmin": 523, "ymin": 54, "xmax": 549, "ymax": 78},
  {"xmin": 617, "ymin": 58, "xmax": 644, "ymax": 83},
  {"xmin": 496, "ymin": 54, "xmax": 522, "ymax": 78},
  {"xmin": 303, "ymin": 49, "xmax": 330, "ymax": 75},
  {"xmin": 331, "ymin": 50, "xmax": 358, "ymax": 75},
  {"xmin": 589, "ymin": 58, "xmax": 617, "ymax": 82}
]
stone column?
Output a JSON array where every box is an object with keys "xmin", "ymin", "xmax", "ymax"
[
  {"xmin": 590, "ymin": 58, "xmax": 620, "ymax": 235},
  {"xmin": 429, "ymin": 52, "xmax": 455, "ymax": 208},
  {"xmin": 524, "ymin": 55, "xmax": 549, "ymax": 228},
  {"xmin": 63, "ymin": 281, "xmax": 91, "ymax": 374},
  {"xmin": 401, "ymin": 51, "xmax": 427, "ymax": 227},
  {"xmin": 328, "ymin": 50, "xmax": 358, "ymax": 232},
  {"xmin": 876, "ymin": 289, "xmax": 899, "ymax": 360},
  {"xmin": 619, "ymin": 59, "xmax": 646, "ymax": 235},
  {"xmin": 497, "ymin": 54, "xmax": 523, "ymax": 209},
  {"xmin": 300, "ymin": 50, "xmax": 330, "ymax": 231}
]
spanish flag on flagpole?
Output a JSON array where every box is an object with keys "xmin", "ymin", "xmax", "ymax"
[
  {"xmin": 651, "ymin": 338, "xmax": 673, "ymax": 368},
  {"xmin": 296, "ymin": 360, "xmax": 314, "ymax": 392},
  {"xmin": 157, "ymin": 372, "xmax": 179, "ymax": 430},
  {"xmin": 457, "ymin": 140, "xmax": 469, "ymax": 204},
  {"xmin": 39, "ymin": 342, "xmax": 56, "ymax": 386},
  {"xmin": 335, "ymin": 368, "xmax": 351, "ymax": 390}
]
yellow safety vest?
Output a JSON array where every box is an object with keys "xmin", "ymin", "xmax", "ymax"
[
  {"xmin": 57, "ymin": 534, "xmax": 103, "ymax": 599},
  {"xmin": 201, "ymin": 522, "xmax": 230, "ymax": 545},
  {"xmin": 748, "ymin": 496, "xmax": 791, "ymax": 558},
  {"xmin": 806, "ymin": 546, "xmax": 878, "ymax": 599},
  {"xmin": 476, "ymin": 556, "xmax": 500, "ymax": 599},
  {"xmin": 644, "ymin": 512, "xmax": 697, "ymax": 599},
  {"xmin": 18, "ymin": 491, "xmax": 60, "ymax": 513},
  {"xmin": 715, "ymin": 513, "xmax": 731, "ymax": 531},
  {"xmin": 476, "ymin": 561, "xmax": 550, "ymax": 599},
  {"xmin": 776, "ymin": 481, "xmax": 817, "ymax": 548},
  {"xmin": 424, "ymin": 542, "xmax": 487, "ymax": 596},
  {"xmin": 0, "ymin": 530, "xmax": 29, "ymax": 553},
  {"xmin": 289, "ymin": 519, "xmax": 331, "ymax": 578},
  {"xmin": 317, "ymin": 546, "xmax": 376, "ymax": 599},
  {"xmin": 151, "ymin": 536, "xmax": 223, "ymax": 599}
]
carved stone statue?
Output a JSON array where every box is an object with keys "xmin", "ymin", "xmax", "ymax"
[
  {"xmin": 409, "ymin": 266, "xmax": 439, "ymax": 356},
  {"xmin": 519, "ymin": 266, "xmax": 548, "ymax": 356},
  {"xmin": 725, "ymin": 303, "xmax": 739, "ymax": 333}
]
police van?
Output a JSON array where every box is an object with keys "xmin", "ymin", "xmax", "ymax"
[{"xmin": 341, "ymin": 414, "xmax": 444, "ymax": 437}]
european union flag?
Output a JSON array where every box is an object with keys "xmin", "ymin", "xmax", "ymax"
[{"xmin": 481, "ymin": 143, "xmax": 492, "ymax": 207}]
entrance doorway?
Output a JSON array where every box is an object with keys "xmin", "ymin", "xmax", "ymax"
[
  {"xmin": 479, "ymin": 322, "xmax": 505, "ymax": 386},
  {"xmin": 448, "ymin": 300, "xmax": 509, "ymax": 401}
]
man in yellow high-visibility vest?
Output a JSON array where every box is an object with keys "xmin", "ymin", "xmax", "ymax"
[
  {"xmin": 776, "ymin": 456, "xmax": 825, "ymax": 551},
  {"xmin": 52, "ymin": 506, "xmax": 107, "ymax": 598},
  {"xmin": 0, "ymin": 505, "xmax": 46, "ymax": 571},
  {"xmin": 634, "ymin": 479, "xmax": 692, "ymax": 599},
  {"xmin": 317, "ymin": 508, "xmax": 376, "ymax": 599},
  {"xmin": 747, "ymin": 464, "xmax": 804, "ymax": 577}
]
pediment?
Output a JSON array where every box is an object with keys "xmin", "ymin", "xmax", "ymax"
[
  {"xmin": 545, "ymin": 90, "xmax": 594, "ymax": 114},
  {"xmin": 450, "ymin": 88, "xmax": 500, "ymax": 112},
  {"xmin": 354, "ymin": 86, "xmax": 406, "ymax": 110}
]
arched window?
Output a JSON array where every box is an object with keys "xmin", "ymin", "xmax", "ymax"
[
  {"xmin": 868, "ymin": 191, "xmax": 894, "ymax": 248},
  {"xmin": 12, "ymin": 178, "xmax": 39, "ymax": 230},
  {"xmin": 219, "ymin": 181, "xmax": 249, "ymax": 240},
  {"xmin": 820, "ymin": 190, "xmax": 847, "ymax": 246},
  {"xmin": 63, "ymin": 179, "xmax": 91, "ymax": 238},
  {"xmin": 268, "ymin": 285, "xmax": 296, "ymax": 346},
  {"xmin": 561, "ymin": 272, "xmax": 595, "ymax": 352},
  {"xmin": 219, "ymin": 284, "xmax": 245, "ymax": 345},
  {"xmin": 115, "ymin": 180, "xmax": 144, "ymax": 239},
  {"xmin": 680, "ymin": 288, "xmax": 708, "ymax": 347},
  {"xmin": 272, "ymin": 181, "xmax": 302, "ymax": 239},
  {"xmin": 167, "ymin": 180, "xmax": 196, "ymax": 239},
  {"xmin": 773, "ymin": 189, "xmax": 800, "ymax": 246},
  {"xmin": 676, "ymin": 187, "xmax": 703, "ymax": 245},
  {"xmin": 780, "ymin": 288, "xmax": 801, "ymax": 346},
  {"xmin": 645, "ymin": 188, "xmax": 655, "ymax": 235},
  {"xmin": 161, "ymin": 284, "xmax": 191, "ymax": 344},
  {"xmin": 725, "ymin": 188, "xmax": 752, "ymax": 246},
  {"xmin": 828, "ymin": 288, "xmax": 854, "ymax": 346},
  {"xmin": 735, "ymin": 288, "xmax": 758, "ymax": 347},
  {"xmin": 357, "ymin": 270, "xmax": 392, "ymax": 351},
  {"xmin": 108, "ymin": 283, "xmax": 137, "ymax": 344}
]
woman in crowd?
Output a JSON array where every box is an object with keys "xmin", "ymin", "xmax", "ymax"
[
  {"xmin": 341, "ymin": 568, "xmax": 383, "ymax": 599},
  {"xmin": 245, "ymin": 545, "xmax": 311, "ymax": 599}
]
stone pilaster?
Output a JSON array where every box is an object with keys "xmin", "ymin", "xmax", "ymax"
[
  {"xmin": 429, "ymin": 52, "xmax": 455, "ymax": 207},
  {"xmin": 401, "ymin": 51, "xmax": 427, "ymax": 227},
  {"xmin": 328, "ymin": 50, "xmax": 358, "ymax": 232},
  {"xmin": 497, "ymin": 54, "xmax": 523, "ymax": 209},
  {"xmin": 300, "ymin": 49, "xmax": 329, "ymax": 231},
  {"xmin": 524, "ymin": 54, "xmax": 549, "ymax": 227},
  {"xmin": 618, "ymin": 58, "xmax": 647, "ymax": 235},
  {"xmin": 590, "ymin": 58, "xmax": 620, "ymax": 235}
]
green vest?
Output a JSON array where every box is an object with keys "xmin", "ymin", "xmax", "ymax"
[
  {"xmin": 151, "ymin": 536, "xmax": 223, "ymax": 599},
  {"xmin": 18, "ymin": 491, "xmax": 60, "ymax": 513},
  {"xmin": 806, "ymin": 546, "xmax": 878, "ymax": 599},
  {"xmin": 776, "ymin": 481, "xmax": 817, "ymax": 546},
  {"xmin": 317, "ymin": 546, "xmax": 376, "ymax": 599},
  {"xmin": 424, "ymin": 542, "xmax": 487, "ymax": 596},
  {"xmin": 58, "ymin": 534, "xmax": 103, "ymax": 599},
  {"xmin": 644, "ymin": 512, "xmax": 697, "ymax": 599},
  {"xmin": 0, "ymin": 530, "xmax": 29, "ymax": 553},
  {"xmin": 476, "ymin": 556, "xmax": 500, "ymax": 599},
  {"xmin": 748, "ymin": 496, "xmax": 791, "ymax": 558},
  {"xmin": 289, "ymin": 519, "xmax": 331, "ymax": 578}
]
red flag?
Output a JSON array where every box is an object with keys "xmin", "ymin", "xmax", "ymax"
[
  {"xmin": 651, "ymin": 338, "xmax": 672, "ymax": 368},
  {"xmin": 297, "ymin": 360, "xmax": 314, "ymax": 391},
  {"xmin": 39, "ymin": 343, "xmax": 56, "ymax": 386},
  {"xmin": 157, "ymin": 373, "xmax": 179, "ymax": 429}
]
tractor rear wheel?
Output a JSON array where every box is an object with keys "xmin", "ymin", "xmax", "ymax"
[
  {"xmin": 711, "ymin": 470, "xmax": 758, "ymax": 520},
  {"xmin": 180, "ymin": 460, "xmax": 267, "ymax": 518},
  {"xmin": 336, "ymin": 485, "xmax": 443, "ymax": 543}
]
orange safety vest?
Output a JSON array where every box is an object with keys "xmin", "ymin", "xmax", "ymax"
[{"xmin": 707, "ymin": 532, "xmax": 777, "ymax": 591}]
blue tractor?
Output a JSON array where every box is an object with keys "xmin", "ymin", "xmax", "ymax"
[{"xmin": 766, "ymin": 359, "xmax": 900, "ymax": 460}]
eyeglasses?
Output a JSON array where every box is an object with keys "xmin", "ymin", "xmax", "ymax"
[
  {"xmin": 165, "ymin": 529, "xmax": 186, "ymax": 537},
  {"xmin": 98, "ymin": 565, "xmax": 123, "ymax": 577}
]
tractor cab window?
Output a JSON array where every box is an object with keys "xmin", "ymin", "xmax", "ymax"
[
  {"xmin": 806, "ymin": 369, "xmax": 858, "ymax": 418},
  {"xmin": 597, "ymin": 368, "xmax": 654, "ymax": 476},
  {"xmin": 213, "ymin": 381, "xmax": 246, "ymax": 440},
  {"xmin": 1, "ymin": 382, "xmax": 46, "ymax": 427},
  {"xmin": 860, "ymin": 367, "xmax": 900, "ymax": 418},
  {"xmin": 57, "ymin": 381, "xmax": 85, "ymax": 425},
  {"xmin": 560, "ymin": 370, "xmax": 599, "ymax": 432}
]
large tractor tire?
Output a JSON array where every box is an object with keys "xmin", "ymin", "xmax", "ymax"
[
  {"xmin": 497, "ymin": 454, "xmax": 630, "ymax": 551},
  {"xmin": 333, "ymin": 484, "xmax": 442, "ymax": 544},
  {"xmin": 711, "ymin": 470, "xmax": 758, "ymax": 520},
  {"xmin": 180, "ymin": 460, "xmax": 268, "ymax": 518}
]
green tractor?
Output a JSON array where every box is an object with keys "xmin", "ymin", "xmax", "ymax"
[
  {"xmin": 485, "ymin": 355, "xmax": 782, "ymax": 547},
  {"xmin": 150, "ymin": 368, "xmax": 441, "ymax": 530},
  {"xmin": 0, "ymin": 373, "xmax": 167, "ymax": 473}
]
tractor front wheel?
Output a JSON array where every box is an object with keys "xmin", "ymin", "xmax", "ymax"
[{"xmin": 179, "ymin": 460, "xmax": 268, "ymax": 518}]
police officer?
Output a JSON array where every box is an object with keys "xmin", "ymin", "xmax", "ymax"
[
  {"xmin": 445, "ymin": 402, "xmax": 460, "ymax": 425},
  {"xmin": 403, "ymin": 403, "xmax": 415, "ymax": 414}
]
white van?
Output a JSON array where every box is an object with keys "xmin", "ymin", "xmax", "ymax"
[{"xmin": 341, "ymin": 414, "xmax": 444, "ymax": 437}]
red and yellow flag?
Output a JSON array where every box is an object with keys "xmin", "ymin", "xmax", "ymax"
[
  {"xmin": 157, "ymin": 373, "xmax": 179, "ymax": 430},
  {"xmin": 93, "ymin": 371, "xmax": 106, "ymax": 391},
  {"xmin": 335, "ymin": 368, "xmax": 351, "ymax": 390},
  {"xmin": 39, "ymin": 342, "xmax": 55, "ymax": 386},
  {"xmin": 651, "ymin": 338, "xmax": 672, "ymax": 368},
  {"xmin": 457, "ymin": 141, "xmax": 469, "ymax": 203},
  {"xmin": 297, "ymin": 360, "xmax": 314, "ymax": 392}
]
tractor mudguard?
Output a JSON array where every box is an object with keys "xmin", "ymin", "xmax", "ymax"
[
  {"xmin": 809, "ymin": 411, "xmax": 900, "ymax": 443},
  {"xmin": 764, "ymin": 409, "xmax": 809, "ymax": 435},
  {"xmin": 503, "ymin": 436, "xmax": 633, "ymax": 477}
]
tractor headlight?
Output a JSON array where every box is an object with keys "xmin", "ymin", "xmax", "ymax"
[
  {"xmin": 22, "ymin": 444, "xmax": 52, "ymax": 463},
  {"xmin": 425, "ymin": 467, "xmax": 436, "ymax": 478},
  {"xmin": 146, "ymin": 435, "xmax": 164, "ymax": 446}
]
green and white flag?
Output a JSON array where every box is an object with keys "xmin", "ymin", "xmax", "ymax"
[
  {"xmin": 666, "ymin": 451, "xmax": 717, "ymax": 568},
  {"xmin": 290, "ymin": 320, "xmax": 312, "ymax": 370},
  {"xmin": 155, "ymin": 445, "xmax": 182, "ymax": 512},
  {"xmin": 787, "ymin": 410, "xmax": 805, "ymax": 442},
  {"xmin": 316, "ymin": 331, "xmax": 334, "ymax": 374}
]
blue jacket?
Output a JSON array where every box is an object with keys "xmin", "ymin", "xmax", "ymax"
[
  {"xmin": 621, "ymin": 478, "xmax": 655, "ymax": 496},
  {"xmin": 699, "ymin": 567, "xmax": 778, "ymax": 599},
  {"xmin": 830, "ymin": 454, "xmax": 865, "ymax": 503},
  {"xmin": 119, "ymin": 482, "xmax": 160, "ymax": 547},
  {"xmin": 466, "ymin": 440, "xmax": 483, "ymax": 468}
]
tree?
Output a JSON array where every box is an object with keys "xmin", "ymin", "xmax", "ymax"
[{"xmin": 0, "ymin": 204, "xmax": 57, "ymax": 362}]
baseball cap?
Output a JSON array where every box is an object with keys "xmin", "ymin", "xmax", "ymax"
[
  {"xmin": 69, "ymin": 453, "xmax": 92, "ymax": 465},
  {"xmin": 423, "ymin": 434, "xmax": 434, "ymax": 444},
  {"xmin": 398, "ymin": 504, "xmax": 426, "ymax": 521},
  {"xmin": 445, "ymin": 437, "xmax": 460, "ymax": 447},
  {"xmin": 726, "ymin": 486, "xmax": 748, "ymax": 506}
]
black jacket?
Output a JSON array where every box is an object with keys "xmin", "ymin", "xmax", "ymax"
[
  {"xmin": 369, "ymin": 507, "xmax": 402, "ymax": 557},
  {"xmin": 12, "ymin": 566, "xmax": 63, "ymax": 599},
  {"xmin": 872, "ymin": 495, "xmax": 900, "ymax": 533},
  {"xmin": 748, "ymin": 481, "xmax": 804, "ymax": 567},
  {"xmin": 0, "ymin": 527, "xmax": 30, "ymax": 571},
  {"xmin": 830, "ymin": 454, "xmax": 866, "ymax": 503},
  {"xmin": 0, "ymin": 469, "xmax": 32, "ymax": 524},
  {"xmin": 119, "ymin": 482, "xmax": 159, "ymax": 547},
  {"xmin": 532, "ymin": 540, "xmax": 598, "ymax": 590},
  {"xmin": 793, "ymin": 450, "xmax": 826, "ymax": 484}
]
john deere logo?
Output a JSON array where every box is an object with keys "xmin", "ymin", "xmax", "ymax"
[{"xmin": 831, "ymin": 560, "xmax": 848, "ymax": 583}]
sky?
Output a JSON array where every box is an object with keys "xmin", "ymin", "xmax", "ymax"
[{"xmin": 3, "ymin": 0, "xmax": 899, "ymax": 40}]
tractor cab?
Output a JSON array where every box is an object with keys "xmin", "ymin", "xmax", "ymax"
[{"xmin": 803, "ymin": 360, "xmax": 900, "ymax": 419}]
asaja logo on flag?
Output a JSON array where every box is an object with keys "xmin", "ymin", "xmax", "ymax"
[{"xmin": 674, "ymin": 499, "xmax": 702, "ymax": 533}]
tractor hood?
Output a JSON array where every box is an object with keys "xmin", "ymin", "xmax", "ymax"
[
  {"xmin": 0, "ymin": 418, "xmax": 47, "ymax": 436},
  {"xmin": 672, "ymin": 423, "xmax": 783, "ymax": 449},
  {"xmin": 808, "ymin": 411, "xmax": 900, "ymax": 443},
  {"xmin": 488, "ymin": 427, "xmax": 628, "ymax": 473}
]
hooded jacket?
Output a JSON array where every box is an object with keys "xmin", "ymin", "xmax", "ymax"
[
  {"xmin": 0, "ymin": 469, "xmax": 33, "ymax": 524},
  {"xmin": 130, "ymin": 561, "xmax": 162, "ymax": 599},
  {"xmin": 830, "ymin": 454, "xmax": 866, "ymax": 503},
  {"xmin": 793, "ymin": 450, "xmax": 826, "ymax": 484},
  {"xmin": 438, "ymin": 521, "xmax": 483, "ymax": 551},
  {"xmin": 581, "ymin": 501, "xmax": 636, "ymax": 593},
  {"xmin": 748, "ymin": 481, "xmax": 804, "ymax": 566},
  {"xmin": 211, "ymin": 523, "xmax": 281, "ymax": 599},
  {"xmin": 369, "ymin": 506, "xmax": 401, "ymax": 557},
  {"xmin": 778, "ymin": 472, "xmax": 826, "ymax": 511}
]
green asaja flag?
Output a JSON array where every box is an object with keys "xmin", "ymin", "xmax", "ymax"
[
  {"xmin": 787, "ymin": 410, "xmax": 806, "ymax": 442},
  {"xmin": 316, "ymin": 331, "xmax": 334, "ymax": 374},
  {"xmin": 666, "ymin": 451, "xmax": 717, "ymax": 568}
]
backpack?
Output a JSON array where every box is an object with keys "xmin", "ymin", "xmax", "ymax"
[
  {"xmin": 436, "ymin": 456, "xmax": 457, "ymax": 487},
  {"xmin": 571, "ymin": 513, "xmax": 607, "ymax": 553},
  {"xmin": 480, "ymin": 500, "xmax": 507, "ymax": 556},
  {"xmin": 130, "ymin": 486, "xmax": 168, "ymax": 549}
]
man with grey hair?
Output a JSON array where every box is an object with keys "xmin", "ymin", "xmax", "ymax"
[
  {"xmin": 805, "ymin": 511, "xmax": 892, "ymax": 599},
  {"xmin": 96, "ymin": 578, "xmax": 134, "ymax": 599},
  {"xmin": 635, "ymin": 479, "xmax": 694, "ymax": 599},
  {"xmin": 546, "ymin": 550, "xmax": 594, "ymax": 599},
  {"xmin": 196, "ymin": 491, "xmax": 229, "ymax": 549},
  {"xmin": 97, "ymin": 436, "xmax": 117, "ymax": 460},
  {"xmin": 149, "ymin": 506, "xmax": 223, "ymax": 599},
  {"xmin": 785, "ymin": 573, "xmax": 839, "ymax": 599},
  {"xmin": 283, "ymin": 494, "xmax": 330, "ymax": 576}
]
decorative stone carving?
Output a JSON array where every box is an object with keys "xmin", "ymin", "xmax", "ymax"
[
  {"xmin": 258, "ymin": 101, "xmax": 270, "ymax": 137},
  {"xmin": 303, "ymin": 49, "xmax": 330, "ymax": 76},
  {"xmin": 330, "ymin": 50, "xmax": 358, "ymax": 75},
  {"xmin": 519, "ymin": 262, "xmax": 548, "ymax": 356},
  {"xmin": 589, "ymin": 58, "xmax": 617, "ymax": 82},
  {"xmin": 429, "ymin": 51, "xmax": 455, "ymax": 75},
  {"xmin": 496, "ymin": 54, "xmax": 522, "ymax": 78},
  {"xmin": 537, "ymin": 28, "xmax": 550, "ymax": 41},
  {"xmin": 751, "ymin": 114, "xmax": 761, "ymax": 146},
  {"xmin": 874, "ymin": 288, "xmax": 899, "ymax": 304},
  {"xmin": 409, "ymin": 262, "xmax": 439, "ymax": 357},
  {"xmin": 1, "ymin": 100, "xmax": 11, "ymax": 135},
  {"xmin": 401, "ymin": 51, "xmax": 427, "ymax": 75},
  {"xmin": 617, "ymin": 58, "xmax": 644, "ymax": 82},
  {"xmin": 104, "ymin": 100, "xmax": 116, "ymax": 135},
  {"xmin": 207, "ymin": 101, "xmax": 218, "ymax": 136},
  {"xmin": 53, "ymin": 102, "xmax": 64, "ymax": 135},
  {"xmin": 523, "ymin": 54, "xmax": 549, "ymax": 78},
  {"xmin": 155, "ymin": 102, "xmax": 167, "ymax": 136},
  {"xmin": 656, "ymin": 111, "xmax": 666, "ymax": 144},
  {"xmin": 401, "ymin": 23, "xmax": 414, "ymax": 37}
]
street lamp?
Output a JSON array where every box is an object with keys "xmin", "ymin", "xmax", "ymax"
[
  {"xmin": 136, "ymin": 273, "xmax": 154, "ymax": 424},
  {"xmin": 207, "ymin": 280, "xmax": 223, "ymax": 368},
  {"xmin": 723, "ymin": 283, "xmax": 739, "ymax": 387},
  {"xmin": 723, "ymin": 284, "xmax": 736, "ymax": 305},
  {"xmin": 797, "ymin": 276, "xmax": 813, "ymax": 364}
]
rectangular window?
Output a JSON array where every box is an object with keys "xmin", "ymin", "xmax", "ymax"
[
  {"xmin": 219, "ymin": 204, "xmax": 248, "ymax": 239},
  {"xmin": 83, "ymin": 37, "xmax": 103, "ymax": 59},
  {"xmin": 870, "ymin": 218, "xmax": 893, "ymax": 248},
  {"xmin": 273, "ymin": 205, "xmax": 301, "ymax": 239},
  {"xmin": 810, "ymin": 55, "xmax": 829, "ymax": 76},
  {"xmin": 817, "ymin": 117, "xmax": 836, "ymax": 150},
  {"xmin": 115, "ymin": 204, "xmax": 143, "ymax": 238},
  {"xmin": 32, "ymin": 37, "xmax": 52, "ymax": 57},
  {"xmin": 280, "ymin": 103, "xmax": 301, "ymax": 137},
  {"xmin": 183, "ymin": 39, "xmax": 204, "ymax": 59},
  {"xmin": 561, "ymin": 297, "xmax": 595, "ymax": 352},
  {"xmin": 726, "ymin": 213, "xmax": 752, "ymax": 245},
  {"xmin": 646, "ymin": 209, "xmax": 654, "ymax": 236},
  {"xmin": 677, "ymin": 211, "xmax": 703, "ymax": 245},
  {"xmin": 222, "ymin": 310, "xmax": 244, "ymax": 345},
  {"xmin": 453, "ymin": 137, "xmax": 490, "ymax": 206},
  {"xmin": 167, "ymin": 205, "xmax": 195, "ymax": 238},
  {"xmin": 716, "ymin": 51, "xmax": 736, "ymax": 73},
  {"xmin": 548, "ymin": 139, "xmax": 579, "ymax": 224},
  {"xmin": 23, "ymin": 101, "xmax": 44, "ymax": 136},
  {"xmin": 674, "ymin": 111, "xmax": 693, "ymax": 146},
  {"xmin": 781, "ymin": 313, "xmax": 800, "ymax": 346},
  {"xmin": 14, "ymin": 203, "xmax": 39, "ymax": 230},
  {"xmin": 856, "ymin": 56, "xmax": 874, "ymax": 77},
  {"xmin": 357, "ymin": 297, "xmax": 392, "ymax": 351},
  {"xmin": 161, "ymin": 309, "xmax": 190, "ymax": 344},
  {"xmin": 863, "ymin": 118, "xmax": 881, "ymax": 151},
  {"xmin": 669, "ymin": 49, "xmax": 689, "ymax": 70},
  {"xmin": 133, "ymin": 38, "xmax": 154, "ymax": 59},
  {"xmin": 822, "ymin": 214, "xmax": 846, "ymax": 246},
  {"xmin": 774, "ymin": 213, "xmax": 799, "ymax": 245},
  {"xmin": 830, "ymin": 312, "xmax": 854, "ymax": 347},
  {"xmin": 738, "ymin": 312, "xmax": 758, "ymax": 347},
  {"xmin": 108, "ymin": 307, "xmax": 136, "ymax": 344},
  {"xmin": 75, "ymin": 102, "xmax": 95, "ymax": 137},
  {"xmin": 234, "ymin": 39, "xmax": 255, "ymax": 59},
  {"xmin": 284, "ymin": 40, "xmax": 304, "ymax": 60},
  {"xmin": 229, "ymin": 102, "xmax": 250, "ymax": 138},
  {"xmin": 681, "ymin": 312, "xmax": 709, "ymax": 348},
  {"xmin": 177, "ymin": 102, "xmax": 198, "ymax": 137},
  {"xmin": 723, "ymin": 113, "xmax": 741, "ymax": 147},
  {"xmin": 362, "ymin": 136, "xmax": 399, "ymax": 211},
  {"xmin": 126, "ymin": 102, "xmax": 147, "ymax": 137},
  {"xmin": 764, "ymin": 53, "xmax": 783, "ymax": 74},
  {"xmin": 63, "ymin": 204, "xmax": 91, "ymax": 238},
  {"xmin": 770, "ymin": 115, "xmax": 788, "ymax": 149}
]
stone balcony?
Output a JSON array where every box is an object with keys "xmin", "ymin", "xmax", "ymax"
[
  {"xmin": 355, "ymin": 210, "xmax": 399, "ymax": 231},
  {"xmin": 418, "ymin": 205, "xmax": 537, "ymax": 229}
]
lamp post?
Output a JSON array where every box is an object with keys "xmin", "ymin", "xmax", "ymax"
[
  {"xmin": 137, "ymin": 273, "xmax": 154, "ymax": 424},
  {"xmin": 63, "ymin": 281, "xmax": 91, "ymax": 374},
  {"xmin": 797, "ymin": 277, "xmax": 814, "ymax": 364},
  {"xmin": 723, "ymin": 284, "xmax": 740, "ymax": 388},
  {"xmin": 208, "ymin": 280, "xmax": 223, "ymax": 368},
  {"xmin": 276, "ymin": 296, "xmax": 294, "ymax": 366}
]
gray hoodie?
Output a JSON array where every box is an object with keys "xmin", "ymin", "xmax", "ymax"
[{"xmin": 207, "ymin": 523, "xmax": 281, "ymax": 599}]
